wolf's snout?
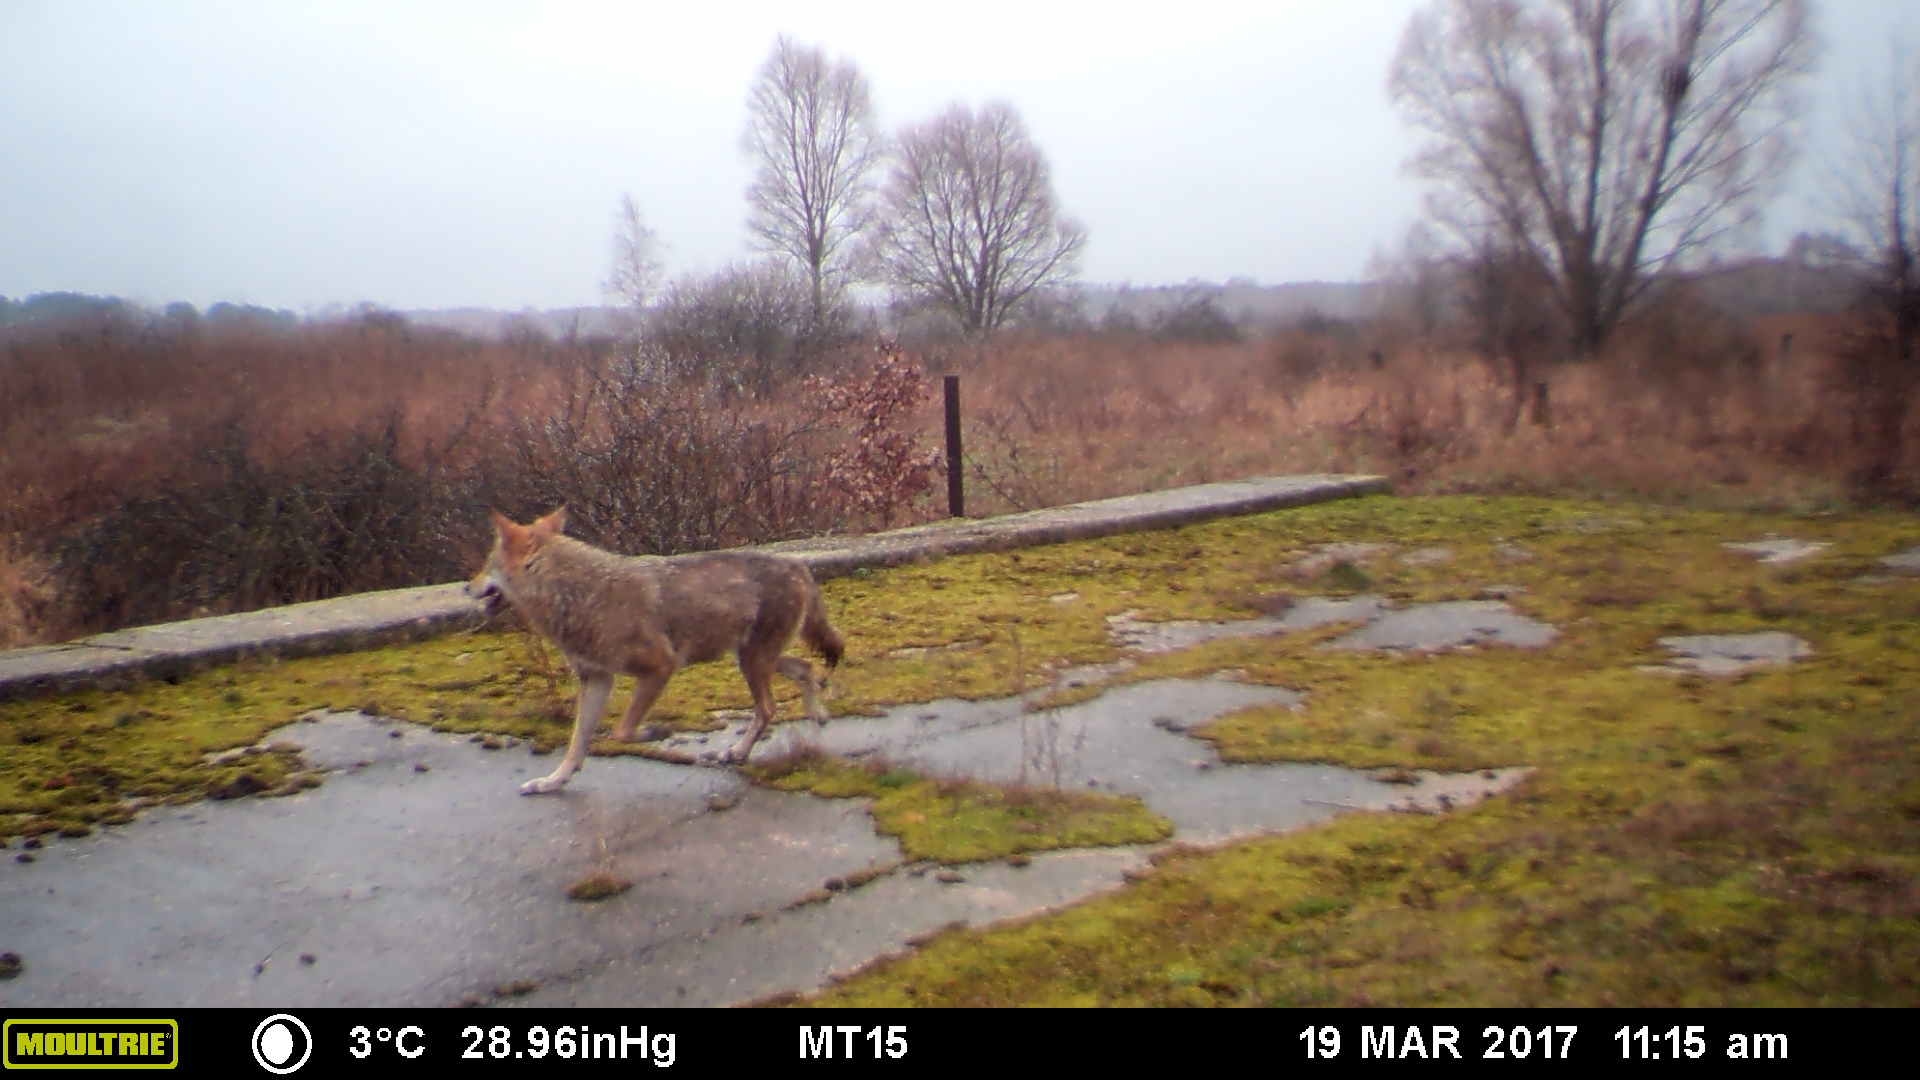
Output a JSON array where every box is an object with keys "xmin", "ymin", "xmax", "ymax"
[{"xmin": 467, "ymin": 579, "xmax": 506, "ymax": 615}]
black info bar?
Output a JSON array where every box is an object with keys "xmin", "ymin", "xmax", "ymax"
[{"xmin": 0, "ymin": 1009, "xmax": 1859, "ymax": 1072}]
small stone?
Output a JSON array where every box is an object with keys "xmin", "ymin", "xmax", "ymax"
[
  {"xmin": 706, "ymin": 793, "xmax": 740, "ymax": 812},
  {"xmin": 14, "ymin": 853, "xmax": 33, "ymax": 864},
  {"xmin": 413, "ymin": 763, "xmax": 430, "ymax": 773},
  {"xmin": 389, "ymin": 729, "xmax": 403, "ymax": 739},
  {"xmin": 298, "ymin": 953, "xmax": 316, "ymax": 965},
  {"xmin": 0, "ymin": 952, "xmax": 21, "ymax": 979},
  {"xmin": 1006, "ymin": 853, "xmax": 1032, "ymax": 868},
  {"xmin": 935, "ymin": 870, "xmax": 965, "ymax": 884},
  {"xmin": 23, "ymin": 837, "xmax": 42, "ymax": 850}
]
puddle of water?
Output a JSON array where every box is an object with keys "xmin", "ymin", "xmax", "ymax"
[
  {"xmin": 736, "ymin": 676, "xmax": 1524, "ymax": 844},
  {"xmin": 1106, "ymin": 596, "xmax": 1387, "ymax": 654},
  {"xmin": 1105, "ymin": 597, "xmax": 1558, "ymax": 657},
  {"xmin": 0, "ymin": 711, "xmax": 893, "ymax": 1009},
  {"xmin": 1322, "ymin": 600, "xmax": 1557, "ymax": 652},
  {"xmin": 2, "ymin": 679, "xmax": 1528, "ymax": 1009}
]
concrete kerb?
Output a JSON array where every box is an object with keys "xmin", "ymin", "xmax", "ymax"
[{"xmin": 0, "ymin": 473, "xmax": 1388, "ymax": 703}]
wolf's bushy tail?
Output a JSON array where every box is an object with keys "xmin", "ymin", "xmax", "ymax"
[{"xmin": 802, "ymin": 583, "xmax": 845, "ymax": 674}]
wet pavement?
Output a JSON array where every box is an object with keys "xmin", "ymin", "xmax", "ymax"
[
  {"xmin": 1642, "ymin": 632, "xmax": 1814, "ymax": 676},
  {"xmin": 1106, "ymin": 597, "xmax": 1389, "ymax": 654},
  {"xmin": 1104, "ymin": 596, "xmax": 1557, "ymax": 656},
  {"xmin": 1321, "ymin": 600, "xmax": 1558, "ymax": 652},
  {"xmin": 0, "ymin": 675, "xmax": 1525, "ymax": 1009}
]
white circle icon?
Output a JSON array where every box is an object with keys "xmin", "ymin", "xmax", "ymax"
[{"xmin": 252, "ymin": 1014, "xmax": 313, "ymax": 1075}]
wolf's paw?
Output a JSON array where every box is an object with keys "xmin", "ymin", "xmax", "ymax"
[
  {"xmin": 717, "ymin": 745, "xmax": 752, "ymax": 766},
  {"xmin": 519, "ymin": 775, "xmax": 568, "ymax": 795}
]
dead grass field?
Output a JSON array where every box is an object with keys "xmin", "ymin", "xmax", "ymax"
[{"xmin": 4, "ymin": 305, "xmax": 1908, "ymax": 649}]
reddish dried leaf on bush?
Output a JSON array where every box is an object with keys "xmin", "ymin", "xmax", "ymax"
[{"xmin": 805, "ymin": 342, "xmax": 942, "ymax": 529}]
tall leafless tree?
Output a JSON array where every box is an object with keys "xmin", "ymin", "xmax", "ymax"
[
  {"xmin": 604, "ymin": 193, "xmax": 666, "ymax": 316},
  {"xmin": 876, "ymin": 102, "xmax": 1087, "ymax": 335},
  {"xmin": 1828, "ymin": 39, "xmax": 1920, "ymax": 492},
  {"xmin": 1391, "ymin": 0, "xmax": 1818, "ymax": 360},
  {"xmin": 743, "ymin": 36, "xmax": 883, "ymax": 334}
]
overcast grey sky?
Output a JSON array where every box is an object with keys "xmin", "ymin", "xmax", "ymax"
[{"xmin": 0, "ymin": 1, "xmax": 1911, "ymax": 312}]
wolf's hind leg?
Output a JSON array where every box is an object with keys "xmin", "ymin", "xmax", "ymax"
[
  {"xmin": 521, "ymin": 671, "xmax": 613, "ymax": 795},
  {"xmin": 613, "ymin": 668, "xmax": 672, "ymax": 741},
  {"xmin": 775, "ymin": 656, "xmax": 826, "ymax": 720},
  {"xmin": 720, "ymin": 656, "xmax": 779, "ymax": 765}
]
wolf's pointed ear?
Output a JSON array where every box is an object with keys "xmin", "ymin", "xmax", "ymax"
[
  {"xmin": 491, "ymin": 511, "xmax": 534, "ymax": 560},
  {"xmin": 533, "ymin": 506, "xmax": 568, "ymax": 539}
]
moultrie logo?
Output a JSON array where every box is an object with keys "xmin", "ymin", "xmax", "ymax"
[{"xmin": 4, "ymin": 1019, "xmax": 179, "ymax": 1069}]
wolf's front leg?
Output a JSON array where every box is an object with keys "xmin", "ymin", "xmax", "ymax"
[{"xmin": 521, "ymin": 673, "xmax": 613, "ymax": 795}]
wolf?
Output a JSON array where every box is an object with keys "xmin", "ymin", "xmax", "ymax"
[{"xmin": 465, "ymin": 508, "xmax": 845, "ymax": 794}]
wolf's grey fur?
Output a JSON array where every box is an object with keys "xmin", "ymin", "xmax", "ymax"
[{"xmin": 467, "ymin": 508, "xmax": 845, "ymax": 794}]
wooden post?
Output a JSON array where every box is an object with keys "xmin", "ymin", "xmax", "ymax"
[{"xmin": 943, "ymin": 374, "xmax": 964, "ymax": 518}]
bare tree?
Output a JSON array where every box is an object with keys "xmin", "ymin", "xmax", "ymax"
[
  {"xmin": 1828, "ymin": 38, "xmax": 1920, "ymax": 492},
  {"xmin": 876, "ymin": 102, "xmax": 1087, "ymax": 336},
  {"xmin": 1391, "ymin": 0, "xmax": 1818, "ymax": 359},
  {"xmin": 743, "ymin": 36, "xmax": 883, "ymax": 333},
  {"xmin": 604, "ymin": 193, "xmax": 666, "ymax": 316}
]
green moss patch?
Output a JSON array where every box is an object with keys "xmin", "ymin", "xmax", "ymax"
[{"xmin": 749, "ymin": 750, "xmax": 1171, "ymax": 864}]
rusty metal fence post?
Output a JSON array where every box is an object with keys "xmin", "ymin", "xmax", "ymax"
[{"xmin": 943, "ymin": 374, "xmax": 964, "ymax": 518}]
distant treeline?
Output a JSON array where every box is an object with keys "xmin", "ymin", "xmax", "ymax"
[{"xmin": 0, "ymin": 292, "xmax": 298, "ymax": 332}]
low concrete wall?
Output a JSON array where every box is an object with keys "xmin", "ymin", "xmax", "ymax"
[{"xmin": 0, "ymin": 473, "xmax": 1387, "ymax": 702}]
